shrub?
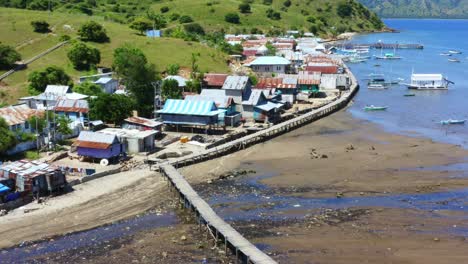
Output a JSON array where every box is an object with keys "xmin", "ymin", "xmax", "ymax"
[
  {"xmin": 263, "ymin": 0, "xmax": 273, "ymax": 5},
  {"xmin": 0, "ymin": 44, "xmax": 21, "ymax": 70},
  {"xmin": 130, "ymin": 17, "xmax": 152, "ymax": 35},
  {"xmin": 169, "ymin": 13, "xmax": 180, "ymax": 21},
  {"xmin": 266, "ymin": 8, "xmax": 281, "ymax": 20},
  {"xmin": 30, "ymin": 20, "xmax": 49, "ymax": 33},
  {"xmin": 28, "ymin": 66, "xmax": 72, "ymax": 93},
  {"xmin": 283, "ymin": 0, "xmax": 291, "ymax": 7},
  {"xmin": 337, "ymin": 2, "xmax": 353, "ymax": 17},
  {"xmin": 184, "ymin": 23, "xmax": 205, "ymax": 35},
  {"xmin": 239, "ymin": 3, "xmax": 251, "ymax": 13},
  {"xmin": 67, "ymin": 42, "xmax": 101, "ymax": 70},
  {"xmin": 160, "ymin": 6, "xmax": 169, "ymax": 13},
  {"xmin": 179, "ymin": 15, "xmax": 193, "ymax": 23}
]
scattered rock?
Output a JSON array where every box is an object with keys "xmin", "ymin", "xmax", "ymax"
[
  {"xmin": 370, "ymin": 146, "xmax": 375, "ymax": 150},
  {"xmin": 433, "ymin": 237, "xmax": 440, "ymax": 242},
  {"xmin": 180, "ymin": 235, "xmax": 187, "ymax": 241},
  {"xmin": 321, "ymin": 154, "xmax": 328, "ymax": 159},
  {"xmin": 162, "ymin": 252, "xmax": 168, "ymax": 258},
  {"xmin": 346, "ymin": 144, "xmax": 355, "ymax": 150}
]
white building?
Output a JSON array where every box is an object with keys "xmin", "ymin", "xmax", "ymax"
[{"xmin": 246, "ymin": 56, "xmax": 291, "ymax": 76}]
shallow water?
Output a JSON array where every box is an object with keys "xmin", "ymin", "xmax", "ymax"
[
  {"xmin": 347, "ymin": 19, "xmax": 468, "ymax": 148},
  {"xmin": 0, "ymin": 213, "xmax": 177, "ymax": 263}
]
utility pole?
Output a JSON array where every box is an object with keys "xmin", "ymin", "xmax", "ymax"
[
  {"xmin": 152, "ymin": 81, "xmax": 162, "ymax": 119},
  {"xmin": 36, "ymin": 109, "xmax": 40, "ymax": 154}
]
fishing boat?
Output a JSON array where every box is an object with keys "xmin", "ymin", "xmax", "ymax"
[
  {"xmin": 448, "ymin": 58, "xmax": 460, "ymax": 63},
  {"xmin": 375, "ymin": 52, "xmax": 402, "ymax": 60},
  {"xmin": 403, "ymin": 73, "xmax": 453, "ymax": 90},
  {"xmin": 440, "ymin": 52, "xmax": 452, "ymax": 56},
  {"xmin": 440, "ymin": 119, "xmax": 466, "ymax": 125},
  {"xmin": 348, "ymin": 56, "xmax": 367, "ymax": 63},
  {"xmin": 449, "ymin": 50, "xmax": 462, "ymax": 54},
  {"xmin": 364, "ymin": 105, "xmax": 387, "ymax": 111},
  {"xmin": 368, "ymin": 83, "xmax": 388, "ymax": 90},
  {"xmin": 404, "ymin": 93, "xmax": 416, "ymax": 97}
]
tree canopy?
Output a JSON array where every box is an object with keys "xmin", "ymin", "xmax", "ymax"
[
  {"xmin": 78, "ymin": 21, "xmax": 109, "ymax": 43},
  {"xmin": 67, "ymin": 41, "xmax": 101, "ymax": 70},
  {"xmin": 0, "ymin": 117, "xmax": 17, "ymax": 154},
  {"xmin": 0, "ymin": 44, "xmax": 21, "ymax": 70},
  {"xmin": 89, "ymin": 94, "xmax": 135, "ymax": 125},
  {"xmin": 31, "ymin": 20, "xmax": 50, "ymax": 33},
  {"xmin": 130, "ymin": 17, "xmax": 153, "ymax": 35},
  {"xmin": 112, "ymin": 44, "xmax": 157, "ymax": 117},
  {"xmin": 73, "ymin": 82, "xmax": 103, "ymax": 96},
  {"xmin": 161, "ymin": 79, "xmax": 182, "ymax": 100},
  {"xmin": 225, "ymin": 13, "xmax": 240, "ymax": 24},
  {"xmin": 28, "ymin": 66, "xmax": 72, "ymax": 94}
]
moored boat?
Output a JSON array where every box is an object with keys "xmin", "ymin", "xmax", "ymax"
[
  {"xmin": 364, "ymin": 105, "xmax": 388, "ymax": 111},
  {"xmin": 374, "ymin": 53, "xmax": 402, "ymax": 60},
  {"xmin": 448, "ymin": 58, "xmax": 460, "ymax": 63},
  {"xmin": 403, "ymin": 73, "xmax": 453, "ymax": 90},
  {"xmin": 448, "ymin": 50, "xmax": 462, "ymax": 54},
  {"xmin": 440, "ymin": 119, "xmax": 466, "ymax": 125},
  {"xmin": 440, "ymin": 53, "xmax": 452, "ymax": 56},
  {"xmin": 404, "ymin": 93, "xmax": 415, "ymax": 97}
]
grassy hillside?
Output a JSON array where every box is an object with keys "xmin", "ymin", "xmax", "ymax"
[
  {"xmin": 150, "ymin": 0, "xmax": 384, "ymax": 34},
  {"xmin": 0, "ymin": 7, "xmax": 229, "ymax": 104},
  {"xmin": 359, "ymin": 0, "xmax": 468, "ymax": 18}
]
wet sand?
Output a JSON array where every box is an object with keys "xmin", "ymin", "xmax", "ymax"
[{"xmin": 186, "ymin": 111, "xmax": 468, "ymax": 263}]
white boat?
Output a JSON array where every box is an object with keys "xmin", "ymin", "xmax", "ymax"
[
  {"xmin": 448, "ymin": 58, "xmax": 461, "ymax": 63},
  {"xmin": 368, "ymin": 83, "xmax": 388, "ymax": 90},
  {"xmin": 374, "ymin": 53, "xmax": 402, "ymax": 60},
  {"xmin": 449, "ymin": 50, "xmax": 462, "ymax": 54},
  {"xmin": 440, "ymin": 119, "xmax": 466, "ymax": 125},
  {"xmin": 440, "ymin": 53, "xmax": 452, "ymax": 56},
  {"xmin": 403, "ymin": 73, "xmax": 453, "ymax": 90}
]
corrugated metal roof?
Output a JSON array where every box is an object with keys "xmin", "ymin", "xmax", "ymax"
[
  {"xmin": 77, "ymin": 131, "xmax": 117, "ymax": 144},
  {"xmin": 99, "ymin": 128, "xmax": 157, "ymax": 139},
  {"xmin": 255, "ymin": 102, "xmax": 282, "ymax": 111},
  {"xmin": 222, "ymin": 76, "xmax": 249, "ymax": 90},
  {"xmin": 94, "ymin": 77, "xmax": 114, "ymax": 84},
  {"xmin": 157, "ymin": 99, "xmax": 221, "ymax": 116},
  {"xmin": 124, "ymin": 116, "xmax": 163, "ymax": 128},
  {"xmin": 185, "ymin": 92, "xmax": 234, "ymax": 109},
  {"xmin": 203, "ymin": 74, "xmax": 228, "ymax": 87},
  {"xmin": 0, "ymin": 104, "xmax": 41, "ymax": 126},
  {"xmin": 248, "ymin": 56, "xmax": 291, "ymax": 66},
  {"xmin": 0, "ymin": 160, "xmax": 57, "ymax": 178},
  {"xmin": 242, "ymin": 89, "xmax": 265, "ymax": 106},
  {"xmin": 256, "ymin": 77, "xmax": 297, "ymax": 89},
  {"xmin": 44, "ymin": 85, "xmax": 70, "ymax": 95},
  {"xmin": 54, "ymin": 99, "xmax": 89, "ymax": 113}
]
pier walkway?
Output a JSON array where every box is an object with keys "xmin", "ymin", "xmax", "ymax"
[
  {"xmin": 325, "ymin": 42, "xmax": 424, "ymax": 50},
  {"xmin": 160, "ymin": 164, "xmax": 277, "ymax": 264}
]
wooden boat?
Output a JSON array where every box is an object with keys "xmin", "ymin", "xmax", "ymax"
[
  {"xmin": 404, "ymin": 93, "xmax": 416, "ymax": 97},
  {"xmin": 448, "ymin": 58, "xmax": 460, "ymax": 63},
  {"xmin": 374, "ymin": 53, "xmax": 402, "ymax": 60},
  {"xmin": 440, "ymin": 53, "xmax": 452, "ymax": 56},
  {"xmin": 368, "ymin": 83, "xmax": 388, "ymax": 90},
  {"xmin": 364, "ymin": 105, "xmax": 388, "ymax": 111},
  {"xmin": 440, "ymin": 119, "xmax": 466, "ymax": 125},
  {"xmin": 449, "ymin": 50, "xmax": 462, "ymax": 54}
]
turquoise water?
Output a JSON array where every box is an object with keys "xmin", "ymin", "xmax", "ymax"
[{"xmin": 347, "ymin": 19, "xmax": 468, "ymax": 147}]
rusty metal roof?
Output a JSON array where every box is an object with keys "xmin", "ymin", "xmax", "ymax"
[
  {"xmin": 124, "ymin": 116, "xmax": 163, "ymax": 128},
  {"xmin": 74, "ymin": 141, "xmax": 112, "ymax": 150},
  {"xmin": 255, "ymin": 77, "xmax": 297, "ymax": 89},
  {"xmin": 54, "ymin": 99, "xmax": 89, "ymax": 113},
  {"xmin": 203, "ymin": 74, "xmax": 229, "ymax": 87},
  {"xmin": 0, "ymin": 160, "xmax": 58, "ymax": 178},
  {"xmin": 0, "ymin": 104, "xmax": 42, "ymax": 126},
  {"xmin": 74, "ymin": 131, "xmax": 118, "ymax": 149}
]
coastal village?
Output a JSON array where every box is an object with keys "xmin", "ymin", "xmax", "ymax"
[{"xmin": 0, "ymin": 32, "xmax": 353, "ymax": 214}]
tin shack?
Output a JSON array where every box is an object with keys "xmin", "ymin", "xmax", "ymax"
[{"xmin": 74, "ymin": 131, "xmax": 123, "ymax": 162}]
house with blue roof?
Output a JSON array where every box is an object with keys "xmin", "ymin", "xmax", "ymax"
[{"xmin": 157, "ymin": 99, "xmax": 226, "ymax": 128}]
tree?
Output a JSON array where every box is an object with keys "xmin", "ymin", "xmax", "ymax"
[
  {"xmin": 67, "ymin": 41, "xmax": 101, "ymax": 70},
  {"xmin": 239, "ymin": 3, "xmax": 251, "ymax": 13},
  {"xmin": 184, "ymin": 23, "xmax": 205, "ymax": 36},
  {"xmin": 28, "ymin": 115, "xmax": 47, "ymax": 133},
  {"xmin": 265, "ymin": 42, "xmax": 277, "ymax": 55},
  {"xmin": 89, "ymin": 94, "xmax": 135, "ymax": 125},
  {"xmin": 266, "ymin": 8, "xmax": 281, "ymax": 20},
  {"xmin": 179, "ymin": 15, "xmax": 193, "ymax": 23},
  {"xmin": 160, "ymin": 6, "xmax": 169, "ymax": 13},
  {"xmin": 161, "ymin": 79, "xmax": 182, "ymax": 100},
  {"xmin": 112, "ymin": 45, "xmax": 157, "ymax": 117},
  {"xmin": 56, "ymin": 115, "xmax": 73, "ymax": 136},
  {"xmin": 283, "ymin": 0, "xmax": 291, "ymax": 7},
  {"xmin": 146, "ymin": 11, "xmax": 167, "ymax": 29},
  {"xmin": 31, "ymin": 20, "xmax": 49, "ymax": 33},
  {"xmin": 225, "ymin": 13, "xmax": 240, "ymax": 24},
  {"xmin": 337, "ymin": 2, "xmax": 353, "ymax": 18},
  {"xmin": 166, "ymin": 64, "xmax": 180, "ymax": 75},
  {"xmin": 28, "ymin": 66, "xmax": 72, "ymax": 93},
  {"xmin": 78, "ymin": 21, "xmax": 109, "ymax": 43},
  {"xmin": 0, "ymin": 44, "xmax": 21, "ymax": 70},
  {"xmin": 27, "ymin": 0, "xmax": 49, "ymax": 10},
  {"xmin": 190, "ymin": 53, "xmax": 200, "ymax": 79},
  {"xmin": 0, "ymin": 117, "xmax": 17, "ymax": 154},
  {"xmin": 130, "ymin": 17, "xmax": 152, "ymax": 35},
  {"xmin": 73, "ymin": 82, "xmax": 103, "ymax": 96}
]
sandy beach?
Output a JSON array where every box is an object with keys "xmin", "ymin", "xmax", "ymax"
[{"xmin": 1, "ymin": 109, "xmax": 468, "ymax": 263}]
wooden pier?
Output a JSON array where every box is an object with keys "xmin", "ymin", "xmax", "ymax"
[
  {"xmin": 159, "ymin": 164, "xmax": 277, "ymax": 264},
  {"xmin": 326, "ymin": 42, "xmax": 424, "ymax": 50}
]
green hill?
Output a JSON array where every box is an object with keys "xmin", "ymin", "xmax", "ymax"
[
  {"xmin": 0, "ymin": 7, "xmax": 229, "ymax": 104},
  {"xmin": 359, "ymin": 0, "xmax": 468, "ymax": 18}
]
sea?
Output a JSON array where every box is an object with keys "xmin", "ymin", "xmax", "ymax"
[{"xmin": 347, "ymin": 19, "xmax": 468, "ymax": 147}]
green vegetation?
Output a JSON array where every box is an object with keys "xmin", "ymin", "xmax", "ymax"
[
  {"xmin": 166, "ymin": 64, "xmax": 180, "ymax": 75},
  {"xmin": 359, "ymin": 0, "xmax": 468, "ymax": 18},
  {"xmin": 89, "ymin": 94, "xmax": 136, "ymax": 125},
  {"xmin": 130, "ymin": 17, "xmax": 152, "ymax": 35},
  {"xmin": 67, "ymin": 41, "xmax": 101, "ymax": 70},
  {"xmin": 225, "ymin": 12, "xmax": 241, "ymax": 24},
  {"xmin": 73, "ymin": 82, "xmax": 103, "ymax": 96},
  {"xmin": 30, "ymin": 20, "xmax": 49, "ymax": 33},
  {"xmin": 28, "ymin": 66, "xmax": 73, "ymax": 94},
  {"xmin": 56, "ymin": 115, "xmax": 73, "ymax": 136},
  {"xmin": 78, "ymin": 21, "xmax": 109, "ymax": 43},
  {"xmin": 161, "ymin": 79, "xmax": 182, "ymax": 100},
  {"xmin": 0, "ymin": 7, "xmax": 229, "ymax": 104},
  {"xmin": 0, "ymin": 43, "xmax": 21, "ymax": 70},
  {"xmin": 0, "ymin": 117, "xmax": 17, "ymax": 154}
]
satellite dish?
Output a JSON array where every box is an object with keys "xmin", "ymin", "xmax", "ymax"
[{"xmin": 100, "ymin": 159, "xmax": 109, "ymax": 166}]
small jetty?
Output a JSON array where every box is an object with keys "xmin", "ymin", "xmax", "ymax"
[
  {"xmin": 159, "ymin": 164, "xmax": 277, "ymax": 264},
  {"xmin": 327, "ymin": 43, "xmax": 424, "ymax": 50}
]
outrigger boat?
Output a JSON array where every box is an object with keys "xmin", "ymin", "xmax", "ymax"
[
  {"xmin": 368, "ymin": 83, "xmax": 388, "ymax": 90},
  {"xmin": 440, "ymin": 119, "xmax": 466, "ymax": 125},
  {"xmin": 364, "ymin": 105, "xmax": 388, "ymax": 111},
  {"xmin": 403, "ymin": 73, "xmax": 453, "ymax": 90},
  {"xmin": 374, "ymin": 52, "xmax": 402, "ymax": 60},
  {"xmin": 404, "ymin": 93, "xmax": 416, "ymax": 97},
  {"xmin": 440, "ymin": 53, "xmax": 452, "ymax": 56},
  {"xmin": 448, "ymin": 58, "xmax": 461, "ymax": 63},
  {"xmin": 449, "ymin": 50, "xmax": 462, "ymax": 54}
]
